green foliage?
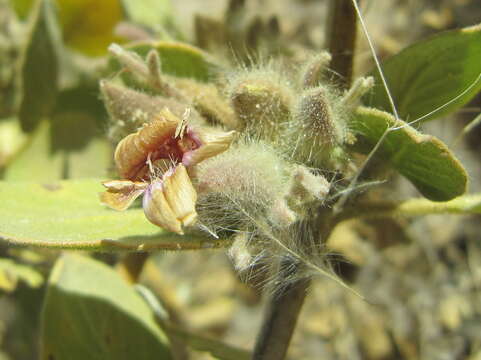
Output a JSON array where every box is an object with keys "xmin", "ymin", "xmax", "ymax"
[
  {"xmin": 0, "ymin": 180, "xmax": 229, "ymax": 250},
  {"xmin": 388, "ymin": 193, "xmax": 481, "ymax": 216},
  {"xmin": 350, "ymin": 107, "xmax": 467, "ymax": 201},
  {"xmin": 121, "ymin": 0, "xmax": 174, "ymax": 31},
  {"xmin": 18, "ymin": 0, "xmax": 60, "ymax": 132},
  {"xmin": 111, "ymin": 41, "xmax": 220, "ymax": 82},
  {"xmin": 41, "ymin": 254, "xmax": 172, "ymax": 359},
  {"xmin": 5, "ymin": 85, "xmax": 111, "ymax": 180},
  {"xmin": 366, "ymin": 23, "xmax": 481, "ymax": 122},
  {"xmin": 0, "ymin": 258, "xmax": 43, "ymax": 292}
]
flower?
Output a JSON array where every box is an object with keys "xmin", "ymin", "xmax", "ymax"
[
  {"xmin": 114, "ymin": 108, "xmax": 235, "ymax": 181},
  {"xmin": 100, "ymin": 108, "xmax": 235, "ymax": 234}
]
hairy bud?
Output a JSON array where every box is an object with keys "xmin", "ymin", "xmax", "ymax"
[
  {"xmin": 301, "ymin": 52, "xmax": 332, "ymax": 88},
  {"xmin": 229, "ymin": 75, "xmax": 292, "ymax": 139},
  {"xmin": 100, "ymin": 80, "xmax": 200, "ymax": 142},
  {"xmin": 293, "ymin": 86, "xmax": 346, "ymax": 166}
]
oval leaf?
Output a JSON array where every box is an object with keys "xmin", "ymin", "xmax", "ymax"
[
  {"xmin": 350, "ymin": 107, "xmax": 467, "ymax": 201},
  {"xmin": 18, "ymin": 0, "xmax": 61, "ymax": 132},
  {"xmin": 365, "ymin": 23, "xmax": 481, "ymax": 122},
  {"xmin": 41, "ymin": 254, "xmax": 172, "ymax": 360},
  {"xmin": 0, "ymin": 180, "xmax": 229, "ymax": 250}
]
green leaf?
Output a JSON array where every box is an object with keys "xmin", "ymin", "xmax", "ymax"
[
  {"xmin": 365, "ymin": 24, "xmax": 481, "ymax": 122},
  {"xmin": 0, "ymin": 118, "xmax": 29, "ymax": 170},
  {"xmin": 18, "ymin": 0, "xmax": 61, "ymax": 132},
  {"xmin": 136, "ymin": 285, "xmax": 251, "ymax": 360},
  {"xmin": 41, "ymin": 254, "xmax": 172, "ymax": 360},
  {"xmin": 0, "ymin": 179, "xmax": 230, "ymax": 250},
  {"xmin": 112, "ymin": 41, "xmax": 220, "ymax": 82},
  {"xmin": 5, "ymin": 86, "xmax": 111, "ymax": 181},
  {"xmin": 350, "ymin": 107, "xmax": 467, "ymax": 201},
  {"xmin": 0, "ymin": 258, "xmax": 44, "ymax": 292},
  {"xmin": 4, "ymin": 120, "xmax": 111, "ymax": 181},
  {"xmin": 4, "ymin": 121, "xmax": 65, "ymax": 181},
  {"xmin": 121, "ymin": 0, "xmax": 174, "ymax": 30}
]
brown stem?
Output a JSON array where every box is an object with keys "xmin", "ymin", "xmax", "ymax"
[
  {"xmin": 116, "ymin": 252, "xmax": 149, "ymax": 284},
  {"xmin": 326, "ymin": 0, "xmax": 358, "ymax": 87},
  {"xmin": 252, "ymin": 258, "xmax": 310, "ymax": 360}
]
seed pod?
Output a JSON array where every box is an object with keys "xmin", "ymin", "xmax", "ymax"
[{"xmin": 143, "ymin": 164, "xmax": 197, "ymax": 234}]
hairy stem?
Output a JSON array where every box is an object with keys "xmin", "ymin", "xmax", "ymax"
[
  {"xmin": 338, "ymin": 194, "xmax": 481, "ymax": 221},
  {"xmin": 252, "ymin": 259, "xmax": 310, "ymax": 360},
  {"xmin": 326, "ymin": 0, "xmax": 358, "ymax": 86},
  {"xmin": 252, "ymin": 2, "xmax": 359, "ymax": 357}
]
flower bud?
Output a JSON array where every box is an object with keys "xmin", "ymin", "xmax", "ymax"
[
  {"xmin": 174, "ymin": 78, "xmax": 238, "ymax": 129},
  {"xmin": 301, "ymin": 52, "xmax": 332, "ymax": 88},
  {"xmin": 100, "ymin": 80, "xmax": 200, "ymax": 141},
  {"xmin": 293, "ymin": 86, "xmax": 346, "ymax": 166},
  {"xmin": 230, "ymin": 76, "xmax": 292, "ymax": 139},
  {"xmin": 288, "ymin": 165, "xmax": 330, "ymax": 204},
  {"xmin": 142, "ymin": 164, "xmax": 197, "ymax": 234}
]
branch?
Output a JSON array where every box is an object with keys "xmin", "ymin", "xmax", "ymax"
[
  {"xmin": 338, "ymin": 194, "xmax": 481, "ymax": 221},
  {"xmin": 326, "ymin": 0, "xmax": 358, "ymax": 87},
  {"xmin": 252, "ymin": 259, "xmax": 310, "ymax": 360}
]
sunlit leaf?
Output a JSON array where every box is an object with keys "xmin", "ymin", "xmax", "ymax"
[
  {"xmin": 0, "ymin": 118, "xmax": 29, "ymax": 170},
  {"xmin": 365, "ymin": 23, "xmax": 481, "ymax": 122},
  {"xmin": 18, "ymin": 0, "xmax": 60, "ymax": 132},
  {"xmin": 41, "ymin": 254, "xmax": 172, "ymax": 359},
  {"xmin": 4, "ymin": 120, "xmax": 111, "ymax": 181},
  {"xmin": 4, "ymin": 121, "xmax": 64, "ymax": 181},
  {"xmin": 5, "ymin": 86, "xmax": 112, "ymax": 181},
  {"xmin": 0, "ymin": 180, "xmax": 230, "ymax": 250},
  {"xmin": 350, "ymin": 107, "xmax": 467, "ymax": 201}
]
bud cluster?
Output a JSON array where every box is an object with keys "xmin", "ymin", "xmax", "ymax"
[{"xmin": 99, "ymin": 44, "xmax": 373, "ymax": 259}]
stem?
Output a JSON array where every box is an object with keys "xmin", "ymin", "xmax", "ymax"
[
  {"xmin": 326, "ymin": 0, "xmax": 358, "ymax": 87},
  {"xmin": 116, "ymin": 252, "xmax": 149, "ymax": 284},
  {"xmin": 252, "ymin": 259, "xmax": 310, "ymax": 360},
  {"xmin": 252, "ymin": 2, "xmax": 360, "ymax": 357},
  {"xmin": 338, "ymin": 194, "xmax": 481, "ymax": 221}
]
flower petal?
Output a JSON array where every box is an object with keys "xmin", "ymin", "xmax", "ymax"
[
  {"xmin": 114, "ymin": 109, "xmax": 180, "ymax": 179},
  {"xmin": 100, "ymin": 180, "xmax": 147, "ymax": 211},
  {"xmin": 142, "ymin": 164, "xmax": 197, "ymax": 234},
  {"xmin": 183, "ymin": 127, "xmax": 236, "ymax": 166}
]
